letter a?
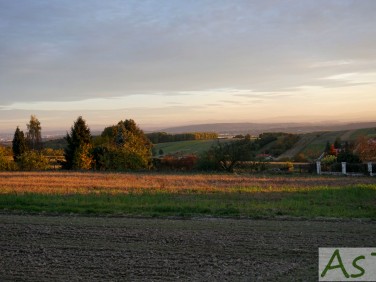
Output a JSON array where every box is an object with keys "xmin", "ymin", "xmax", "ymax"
[{"xmin": 321, "ymin": 249, "xmax": 350, "ymax": 278}]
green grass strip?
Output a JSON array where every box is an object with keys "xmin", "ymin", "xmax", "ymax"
[{"xmin": 0, "ymin": 185, "xmax": 375, "ymax": 219}]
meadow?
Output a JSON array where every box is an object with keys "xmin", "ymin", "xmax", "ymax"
[
  {"xmin": 153, "ymin": 139, "xmax": 226, "ymax": 155},
  {"xmin": 1, "ymin": 171, "xmax": 375, "ymax": 219}
]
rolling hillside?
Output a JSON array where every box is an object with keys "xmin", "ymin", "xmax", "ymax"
[
  {"xmin": 17, "ymin": 125, "xmax": 373, "ymax": 161},
  {"xmin": 160, "ymin": 122, "xmax": 376, "ymax": 135},
  {"xmin": 154, "ymin": 127, "xmax": 376, "ymax": 160}
]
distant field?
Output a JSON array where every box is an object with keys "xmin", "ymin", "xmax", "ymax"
[
  {"xmin": 1, "ymin": 171, "xmax": 375, "ymax": 218},
  {"xmin": 297, "ymin": 132, "xmax": 337, "ymax": 159},
  {"xmin": 348, "ymin": 127, "xmax": 376, "ymax": 140},
  {"xmin": 153, "ymin": 139, "xmax": 231, "ymax": 155}
]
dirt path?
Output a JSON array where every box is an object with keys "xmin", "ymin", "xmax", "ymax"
[{"xmin": 1, "ymin": 215, "xmax": 375, "ymax": 281}]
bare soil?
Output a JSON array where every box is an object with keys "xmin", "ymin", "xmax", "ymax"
[{"xmin": 1, "ymin": 214, "xmax": 376, "ymax": 281}]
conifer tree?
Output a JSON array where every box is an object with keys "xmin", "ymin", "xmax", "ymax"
[
  {"xmin": 12, "ymin": 126, "xmax": 27, "ymax": 161},
  {"xmin": 63, "ymin": 116, "xmax": 92, "ymax": 169}
]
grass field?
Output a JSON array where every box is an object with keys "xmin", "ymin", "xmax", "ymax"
[
  {"xmin": 153, "ymin": 139, "xmax": 232, "ymax": 155},
  {"xmin": 1, "ymin": 171, "xmax": 375, "ymax": 219}
]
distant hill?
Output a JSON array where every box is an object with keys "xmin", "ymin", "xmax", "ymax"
[
  {"xmin": 153, "ymin": 126, "xmax": 376, "ymax": 161},
  {"xmin": 160, "ymin": 122, "xmax": 376, "ymax": 135}
]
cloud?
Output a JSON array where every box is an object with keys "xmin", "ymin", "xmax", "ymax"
[
  {"xmin": 1, "ymin": 0, "xmax": 376, "ymax": 104},
  {"xmin": 324, "ymin": 72, "xmax": 376, "ymax": 85},
  {"xmin": 0, "ymin": 0, "xmax": 376, "ymax": 129}
]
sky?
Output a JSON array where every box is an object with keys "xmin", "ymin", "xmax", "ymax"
[{"xmin": 1, "ymin": 0, "xmax": 376, "ymax": 133}]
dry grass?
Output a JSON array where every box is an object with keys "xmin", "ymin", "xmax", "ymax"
[
  {"xmin": 1, "ymin": 171, "xmax": 376, "ymax": 195},
  {"xmin": 1, "ymin": 171, "xmax": 375, "ymax": 218}
]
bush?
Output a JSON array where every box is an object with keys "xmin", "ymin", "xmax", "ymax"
[
  {"xmin": 198, "ymin": 139, "xmax": 256, "ymax": 172},
  {"xmin": 237, "ymin": 161, "xmax": 270, "ymax": 172},
  {"xmin": 0, "ymin": 147, "xmax": 16, "ymax": 171},
  {"xmin": 321, "ymin": 155, "xmax": 337, "ymax": 165},
  {"xmin": 278, "ymin": 162, "xmax": 294, "ymax": 172},
  {"xmin": 337, "ymin": 150, "xmax": 361, "ymax": 163},
  {"xmin": 17, "ymin": 151, "xmax": 50, "ymax": 171},
  {"xmin": 294, "ymin": 153, "xmax": 308, "ymax": 162},
  {"xmin": 92, "ymin": 145, "xmax": 151, "ymax": 171},
  {"xmin": 157, "ymin": 155, "xmax": 198, "ymax": 171}
]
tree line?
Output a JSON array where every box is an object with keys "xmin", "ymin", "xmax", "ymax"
[
  {"xmin": 1, "ymin": 115, "xmax": 152, "ymax": 171},
  {"xmin": 146, "ymin": 132, "xmax": 218, "ymax": 144},
  {"xmin": 2, "ymin": 115, "xmax": 376, "ymax": 172}
]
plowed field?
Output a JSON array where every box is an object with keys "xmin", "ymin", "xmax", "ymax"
[{"xmin": 1, "ymin": 214, "xmax": 375, "ymax": 281}]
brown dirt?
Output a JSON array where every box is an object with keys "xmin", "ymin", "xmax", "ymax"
[{"xmin": 1, "ymin": 215, "xmax": 375, "ymax": 281}]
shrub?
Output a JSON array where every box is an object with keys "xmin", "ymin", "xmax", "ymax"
[
  {"xmin": 92, "ymin": 145, "xmax": 151, "ymax": 171},
  {"xmin": 294, "ymin": 153, "xmax": 308, "ymax": 162},
  {"xmin": 281, "ymin": 162, "xmax": 294, "ymax": 172},
  {"xmin": 0, "ymin": 147, "xmax": 16, "ymax": 171},
  {"xmin": 158, "ymin": 155, "xmax": 198, "ymax": 171},
  {"xmin": 321, "ymin": 155, "xmax": 337, "ymax": 165},
  {"xmin": 17, "ymin": 151, "xmax": 50, "ymax": 171}
]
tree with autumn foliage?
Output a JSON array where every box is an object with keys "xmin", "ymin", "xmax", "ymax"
[
  {"xmin": 26, "ymin": 115, "xmax": 42, "ymax": 151},
  {"xmin": 92, "ymin": 119, "xmax": 152, "ymax": 170},
  {"xmin": 329, "ymin": 144, "xmax": 338, "ymax": 156},
  {"xmin": 355, "ymin": 136, "xmax": 376, "ymax": 162}
]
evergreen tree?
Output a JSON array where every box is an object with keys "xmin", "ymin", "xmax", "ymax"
[
  {"xmin": 334, "ymin": 137, "xmax": 342, "ymax": 149},
  {"xmin": 26, "ymin": 115, "xmax": 42, "ymax": 151},
  {"xmin": 63, "ymin": 116, "xmax": 92, "ymax": 169},
  {"xmin": 115, "ymin": 122, "xmax": 126, "ymax": 147},
  {"xmin": 325, "ymin": 141, "xmax": 331, "ymax": 154},
  {"xmin": 12, "ymin": 127, "xmax": 27, "ymax": 161}
]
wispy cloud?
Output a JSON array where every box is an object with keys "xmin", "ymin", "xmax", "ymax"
[
  {"xmin": 324, "ymin": 72, "xmax": 376, "ymax": 85},
  {"xmin": 310, "ymin": 60, "xmax": 353, "ymax": 68}
]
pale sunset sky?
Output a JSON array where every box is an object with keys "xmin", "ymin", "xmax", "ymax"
[{"xmin": 1, "ymin": 0, "xmax": 376, "ymax": 133}]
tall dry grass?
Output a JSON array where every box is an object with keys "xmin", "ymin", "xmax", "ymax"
[{"xmin": 1, "ymin": 171, "xmax": 376, "ymax": 195}]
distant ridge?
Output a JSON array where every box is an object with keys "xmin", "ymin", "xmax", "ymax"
[{"xmin": 159, "ymin": 122, "xmax": 376, "ymax": 135}]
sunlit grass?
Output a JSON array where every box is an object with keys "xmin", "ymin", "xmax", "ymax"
[{"xmin": 0, "ymin": 172, "xmax": 375, "ymax": 218}]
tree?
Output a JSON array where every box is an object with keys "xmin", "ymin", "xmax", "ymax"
[
  {"xmin": 12, "ymin": 127, "xmax": 27, "ymax": 161},
  {"xmin": 93, "ymin": 119, "xmax": 152, "ymax": 171},
  {"xmin": 200, "ymin": 139, "xmax": 255, "ymax": 172},
  {"xmin": 337, "ymin": 150, "xmax": 361, "ymax": 163},
  {"xmin": 334, "ymin": 137, "xmax": 342, "ymax": 149},
  {"xmin": 329, "ymin": 144, "xmax": 337, "ymax": 156},
  {"xmin": 325, "ymin": 141, "xmax": 331, "ymax": 154},
  {"xmin": 115, "ymin": 122, "xmax": 126, "ymax": 147},
  {"xmin": 26, "ymin": 115, "xmax": 42, "ymax": 151},
  {"xmin": 63, "ymin": 116, "xmax": 93, "ymax": 170},
  {"xmin": 355, "ymin": 136, "xmax": 376, "ymax": 162}
]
